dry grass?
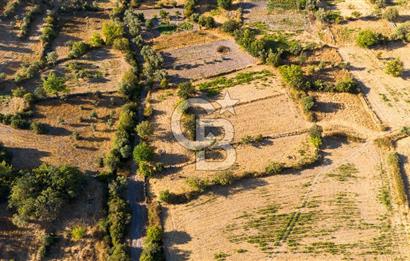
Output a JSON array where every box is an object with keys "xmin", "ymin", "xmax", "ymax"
[
  {"xmin": 0, "ymin": 93, "xmax": 124, "ymax": 172},
  {"xmin": 153, "ymin": 30, "xmax": 223, "ymax": 51}
]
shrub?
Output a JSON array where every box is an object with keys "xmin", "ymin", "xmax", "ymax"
[
  {"xmin": 265, "ymin": 162, "xmax": 284, "ymax": 175},
  {"xmin": 308, "ymin": 125, "xmax": 323, "ymax": 149},
  {"xmin": 0, "ymin": 161, "xmax": 14, "ymax": 202},
  {"xmin": 186, "ymin": 177, "xmax": 208, "ymax": 192},
  {"xmin": 198, "ymin": 15, "xmax": 216, "ymax": 29},
  {"xmin": 140, "ymin": 225, "xmax": 164, "ymax": 261},
  {"xmin": 133, "ymin": 142, "xmax": 154, "ymax": 163},
  {"xmin": 119, "ymin": 70, "xmax": 141, "ymax": 101},
  {"xmin": 301, "ymin": 95, "xmax": 314, "ymax": 112},
  {"xmin": 71, "ymin": 225, "xmax": 86, "ymax": 241},
  {"xmin": 112, "ymin": 37, "xmax": 130, "ymax": 51},
  {"xmin": 138, "ymin": 161, "xmax": 156, "ymax": 177},
  {"xmin": 89, "ymin": 32, "xmax": 104, "ymax": 48},
  {"xmin": 394, "ymin": 22, "xmax": 410, "ymax": 42},
  {"xmin": 46, "ymin": 51, "xmax": 58, "ymax": 65},
  {"xmin": 279, "ymin": 65, "xmax": 306, "ymax": 89},
  {"xmin": 12, "ymin": 87, "xmax": 27, "ymax": 97},
  {"xmin": 107, "ymin": 177, "xmax": 131, "ymax": 253},
  {"xmin": 177, "ymin": 82, "xmax": 195, "ymax": 99},
  {"xmin": 385, "ymin": 58, "xmax": 404, "ymax": 77},
  {"xmin": 266, "ymin": 49, "xmax": 282, "ymax": 67},
  {"xmin": 68, "ymin": 41, "xmax": 89, "ymax": 59},
  {"xmin": 136, "ymin": 121, "xmax": 153, "ymax": 140},
  {"xmin": 212, "ymin": 171, "xmax": 234, "ymax": 185},
  {"xmin": 383, "ymin": 7, "xmax": 399, "ymax": 22},
  {"xmin": 159, "ymin": 190, "xmax": 171, "ymax": 203},
  {"xmin": 31, "ymin": 122, "xmax": 48, "ymax": 134},
  {"xmin": 222, "ymin": 19, "xmax": 241, "ymax": 33},
  {"xmin": 335, "ymin": 76, "xmax": 357, "ymax": 92},
  {"xmin": 356, "ymin": 30, "xmax": 381, "ymax": 48},
  {"xmin": 102, "ymin": 21, "xmax": 124, "ymax": 45},
  {"xmin": 42, "ymin": 72, "xmax": 67, "ymax": 96},
  {"xmin": 315, "ymin": 9, "xmax": 342, "ymax": 24},
  {"xmin": 217, "ymin": 0, "xmax": 232, "ymax": 9},
  {"xmin": 184, "ymin": 0, "xmax": 196, "ymax": 17}
]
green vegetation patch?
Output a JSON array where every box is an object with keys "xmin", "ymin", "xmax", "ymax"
[
  {"xmin": 198, "ymin": 70, "xmax": 272, "ymax": 95},
  {"xmin": 326, "ymin": 163, "xmax": 359, "ymax": 182}
]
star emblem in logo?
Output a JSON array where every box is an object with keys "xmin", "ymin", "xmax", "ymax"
[{"xmin": 217, "ymin": 91, "xmax": 239, "ymax": 115}]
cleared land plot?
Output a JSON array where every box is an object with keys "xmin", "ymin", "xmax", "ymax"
[
  {"xmin": 240, "ymin": 0, "xmax": 309, "ymax": 32},
  {"xmin": 49, "ymin": 48, "xmax": 130, "ymax": 94},
  {"xmin": 153, "ymin": 30, "xmax": 224, "ymax": 51},
  {"xmin": 0, "ymin": 93, "xmax": 124, "ymax": 172},
  {"xmin": 162, "ymin": 138, "xmax": 410, "ymax": 260},
  {"xmin": 333, "ymin": 0, "xmax": 374, "ymax": 17},
  {"xmin": 52, "ymin": 11, "xmax": 109, "ymax": 59},
  {"xmin": 313, "ymin": 92, "xmax": 378, "ymax": 130},
  {"xmin": 149, "ymin": 69, "xmax": 311, "ymax": 194},
  {"xmin": 339, "ymin": 46, "xmax": 410, "ymax": 128},
  {"xmin": 161, "ymin": 39, "xmax": 259, "ymax": 82}
]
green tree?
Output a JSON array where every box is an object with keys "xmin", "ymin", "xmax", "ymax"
[
  {"xmin": 9, "ymin": 164, "xmax": 84, "ymax": 224},
  {"xmin": 136, "ymin": 121, "xmax": 153, "ymax": 140},
  {"xmin": 42, "ymin": 72, "xmax": 68, "ymax": 96},
  {"xmin": 133, "ymin": 142, "xmax": 154, "ymax": 163},
  {"xmin": 279, "ymin": 65, "xmax": 305, "ymax": 89},
  {"xmin": 102, "ymin": 21, "xmax": 124, "ymax": 45}
]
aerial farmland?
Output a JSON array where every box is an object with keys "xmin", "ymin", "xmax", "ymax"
[{"xmin": 0, "ymin": 0, "xmax": 409, "ymax": 260}]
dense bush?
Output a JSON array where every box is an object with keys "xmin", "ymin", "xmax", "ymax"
[
  {"xmin": 89, "ymin": 32, "xmax": 104, "ymax": 47},
  {"xmin": 31, "ymin": 122, "xmax": 48, "ymax": 134},
  {"xmin": 42, "ymin": 72, "xmax": 67, "ymax": 96},
  {"xmin": 315, "ymin": 9, "xmax": 342, "ymax": 24},
  {"xmin": 124, "ymin": 9, "xmax": 143, "ymax": 37},
  {"xmin": 14, "ymin": 61, "xmax": 44, "ymax": 83},
  {"xmin": 0, "ymin": 161, "xmax": 14, "ymax": 202},
  {"xmin": 356, "ymin": 30, "xmax": 381, "ymax": 48},
  {"xmin": 140, "ymin": 225, "xmax": 165, "ymax": 261},
  {"xmin": 113, "ymin": 37, "xmax": 130, "ymax": 51},
  {"xmin": 177, "ymin": 82, "xmax": 195, "ymax": 99},
  {"xmin": 335, "ymin": 76, "xmax": 357, "ymax": 92},
  {"xmin": 385, "ymin": 58, "xmax": 404, "ymax": 77},
  {"xmin": 40, "ymin": 11, "xmax": 58, "ymax": 49},
  {"xmin": 141, "ymin": 46, "xmax": 165, "ymax": 83},
  {"xmin": 133, "ymin": 142, "xmax": 154, "ymax": 163},
  {"xmin": 119, "ymin": 69, "xmax": 141, "ymax": 100},
  {"xmin": 394, "ymin": 22, "xmax": 410, "ymax": 42},
  {"xmin": 136, "ymin": 121, "xmax": 153, "ymax": 140},
  {"xmin": 102, "ymin": 20, "xmax": 124, "ymax": 45},
  {"xmin": 268, "ymin": 0, "xmax": 319, "ymax": 10},
  {"xmin": 279, "ymin": 65, "xmax": 306, "ymax": 89},
  {"xmin": 265, "ymin": 162, "xmax": 284, "ymax": 175},
  {"xmin": 68, "ymin": 41, "xmax": 90, "ymax": 59},
  {"xmin": 9, "ymin": 164, "xmax": 84, "ymax": 224},
  {"xmin": 301, "ymin": 95, "xmax": 315, "ymax": 112},
  {"xmin": 184, "ymin": 0, "xmax": 196, "ymax": 17},
  {"xmin": 198, "ymin": 15, "xmax": 216, "ymax": 29},
  {"xmin": 221, "ymin": 19, "xmax": 241, "ymax": 33}
]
